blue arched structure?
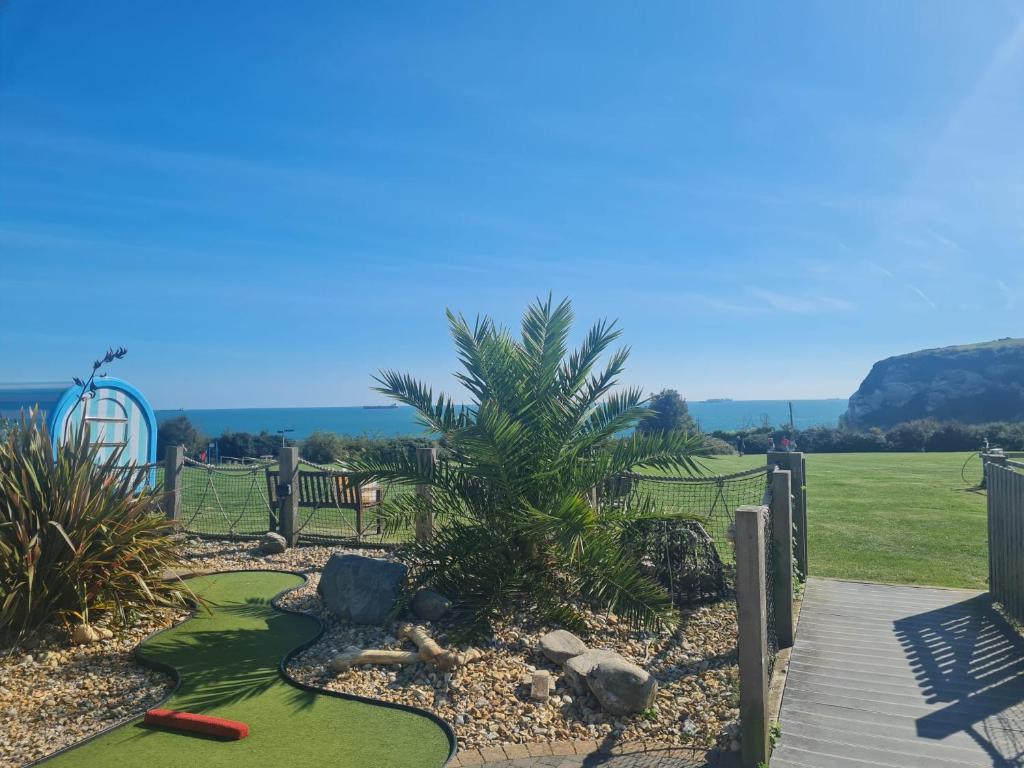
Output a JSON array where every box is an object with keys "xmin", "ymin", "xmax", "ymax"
[{"xmin": 0, "ymin": 377, "xmax": 158, "ymax": 486}]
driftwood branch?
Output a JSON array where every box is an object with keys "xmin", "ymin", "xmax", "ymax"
[
  {"xmin": 330, "ymin": 625, "xmax": 483, "ymax": 674},
  {"xmin": 331, "ymin": 645, "xmax": 420, "ymax": 672},
  {"xmin": 397, "ymin": 622, "xmax": 483, "ymax": 671}
]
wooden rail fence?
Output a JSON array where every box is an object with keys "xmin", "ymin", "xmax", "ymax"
[
  {"xmin": 985, "ymin": 453, "xmax": 1024, "ymax": 623},
  {"xmin": 735, "ymin": 458, "xmax": 801, "ymax": 768}
]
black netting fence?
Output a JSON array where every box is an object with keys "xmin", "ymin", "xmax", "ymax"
[
  {"xmin": 178, "ymin": 458, "xmax": 277, "ymax": 539},
  {"xmin": 174, "ymin": 457, "xmax": 414, "ymax": 545},
  {"xmin": 762, "ymin": 483, "xmax": 779, "ymax": 676},
  {"xmin": 623, "ymin": 466, "xmax": 772, "ymax": 565},
  {"xmin": 623, "ymin": 466, "xmax": 781, "ymax": 672}
]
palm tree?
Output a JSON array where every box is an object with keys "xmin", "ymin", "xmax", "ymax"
[{"xmin": 359, "ymin": 296, "xmax": 708, "ymax": 633}]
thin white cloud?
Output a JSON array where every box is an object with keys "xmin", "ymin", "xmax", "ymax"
[
  {"xmin": 911, "ymin": 286, "xmax": 938, "ymax": 310},
  {"xmin": 865, "ymin": 260, "xmax": 895, "ymax": 279},
  {"xmin": 997, "ymin": 279, "xmax": 1017, "ymax": 310},
  {"xmin": 748, "ymin": 288, "xmax": 855, "ymax": 314},
  {"xmin": 685, "ymin": 289, "xmax": 855, "ymax": 316}
]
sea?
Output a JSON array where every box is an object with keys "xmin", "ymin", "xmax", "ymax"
[{"xmin": 155, "ymin": 399, "xmax": 849, "ymax": 440}]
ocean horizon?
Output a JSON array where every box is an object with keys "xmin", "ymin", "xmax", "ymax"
[{"xmin": 155, "ymin": 398, "xmax": 849, "ymax": 440}]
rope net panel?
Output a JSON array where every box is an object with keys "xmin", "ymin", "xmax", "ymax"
[
  {"xmin": 624, "ymin": 466, "xmax": 771, "ymax": 565},
  {"xmin": 625, "ymin": 466, "xmax": 780, "ymax": 673},
  {"xmin": 762, "ymin": 486, "xmax": 779, "ymax": 677},
  {"xmin": 179, "ymin": 458, "xmax": 277, "ymax": 539}
]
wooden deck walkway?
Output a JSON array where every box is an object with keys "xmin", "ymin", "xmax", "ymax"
[{"xmin": 772, "ymin": 578, "xmax": 1024, "ymax": 767}]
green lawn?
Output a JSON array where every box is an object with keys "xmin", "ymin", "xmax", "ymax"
[
  {"xmin": 688, "ymin": 451, "xmax": 989, "ymax": 589},
  {"xmin": 168, "ymin": 451, "xmax": 991, "ymax": 589}
]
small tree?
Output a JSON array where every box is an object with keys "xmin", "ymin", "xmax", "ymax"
[
  {"xmin": 637, "ymin": 389, "xmax": 697, "ymax": 434},
  {"xmin": 359, "ymin": 296, "xmax": 709, "ymax": 633},
  {"xmin": 157, "ymin": 415, "xmax": 207, "ymax": 456},
  {"xmin": 301, "ymin": 431, "xmax": 344, "ymax": 464}
]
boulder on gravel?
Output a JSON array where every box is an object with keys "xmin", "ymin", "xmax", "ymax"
[
  {"xmin": 563, "ymin": 648, "xmax": 619, "ymax": 695},
  {"xmin": 539, "ymin": 629, "xmax": 588, "ymax": 664},
  {"xmin": 257, "ymin": 532, "xmax": 287, "ymax": 554},
  {"xmin": 317, "ymin": 554, "xmax": 408, "ymax": 625},
  {"xmin": 586, "ymin": 656, "xmax": 658, "ymax": 715},
  {"xmin": 411, "ymin": 589, "xmax": 452, "ymax": 621}
]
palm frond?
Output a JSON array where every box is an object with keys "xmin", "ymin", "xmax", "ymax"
[
  {"xmin": 366, "ymin": 296, "xmax": 708, "ymax": 634},
  {"xmin": 372, "ymin": 370, "xmax": 464, "ymax": 434}
]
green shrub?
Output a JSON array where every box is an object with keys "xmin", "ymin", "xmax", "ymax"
[
  {"xmin": 703, "ymin": 435, "xmax": 737, "ymax": 455},
  {"xmin": 216, "ymin": 429, "xmax": 284, "ymax": 459},
  {"xmin": 157, "ymin": 414, "xmax": 207, "ymax": 457},
  {"xmin": 637, "ymin": 389, "xmax": 697, "ymax": 434},
  {"xmin": 710, "ymin": 418, "xmax": 1004, "ymax": 453},
  {"xmin": 360, "ymin": 296, "xmax": 709, "ymax": 634},
  {"xmin": 0, "ymin": 413, "xmax": 190, "ymax": 641},
  {"xmin": 301, "ymin": 431, "xmax": 345, "ymax": 464}
]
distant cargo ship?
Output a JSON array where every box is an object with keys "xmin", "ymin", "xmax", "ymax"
[
  {"xmin": 703, "ymin": 398, "xmax": 734, "ymax": 403},
  {"xmin": 362, "ymin": 404, "xmax": 399, "ymax": 410}
]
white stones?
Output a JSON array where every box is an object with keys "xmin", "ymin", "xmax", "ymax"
[
  {"xmin": 411, "ymin": 589, "xmax": 452, "ymax": 622},
  {"xmin": 70, "ymin": 625, "xmax": 102, "ymax": 645},
  {"xmin": 538, "ymin": 629, "xmax": 588, "ymax": 664},
  {"xmin": 257, "ymin": 531, "xmax": 287, "ymax": 554},
  {"xmin": 585, "ymin": 655, "xmax": 658, "ymax": 716},
  {"xmin": 1, "ymin": 536, "xmax": 744, "ymax": 765},
  {"xmin": 563, "ymin": 649, "xmax": 619, "ymax": 695},
  {"xmin": 530, "ymin": 670, "xmax": 552, "ymax": 701}
]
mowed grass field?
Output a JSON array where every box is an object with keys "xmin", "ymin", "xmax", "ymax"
[
  {"xmin": 168, "ymin": 452, "xmax": 991, "ymax": 589},
  {"xmin": 687, "ymin": 451, "xmax": 989, "ymax": 589}
]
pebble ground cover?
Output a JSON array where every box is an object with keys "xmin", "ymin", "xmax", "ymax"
[{"xmin": 0, "ymin": 540, "xmax": 740, "ymax": 767}]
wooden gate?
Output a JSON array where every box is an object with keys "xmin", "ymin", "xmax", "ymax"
[{"xmin": 987, "ymin": 459, "xmax": 1024, "ymax": 622}]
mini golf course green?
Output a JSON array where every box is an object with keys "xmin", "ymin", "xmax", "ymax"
[{"xmin": 40, "ymin": 571, "xmax": 453, "ymax": 768}]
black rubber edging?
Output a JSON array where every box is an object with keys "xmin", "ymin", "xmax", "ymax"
[{"xmin": 25, "ymin": 569, "xmax": 458, "ymax": 767}]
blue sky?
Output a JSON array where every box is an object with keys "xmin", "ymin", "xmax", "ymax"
[{"xmin": 1, "ymin": 2, "xmax": 1022, "ymax": 408}]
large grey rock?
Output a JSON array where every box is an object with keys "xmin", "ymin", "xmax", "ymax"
[
  {"xmin": 587, "ymin": 656, "xmax": 658, "ymax": 715},
  {"xmin": 563, "ymin": 649, "xmax": 619, "ymax": 695},
  {"xmin": 257, "ymin": 531, "xmax": 287, "ymax": 554},
  {"xmin": 317, "ymin": 554, "xmax": 408, "ymax": 625},
  {"xmin": 539, "ymin": 629, "xmax": 588, "ymax": 664},
  {"xmin": 411, "ymin": 589, "xmax": 452, "ymax": 621}
]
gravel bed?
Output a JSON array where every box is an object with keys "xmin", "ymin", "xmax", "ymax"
[
  {"xmin": 0, "ymin": 609, "xmax": 183, "ymax": 768},
  {"xmin": 1, "ymin": 538, "xmax": 740, "ymax": 766},
  {"xmin": 288, "ymin": 596, "xmax": 739, "ymax": 754}
]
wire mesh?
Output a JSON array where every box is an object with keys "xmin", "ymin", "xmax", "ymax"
[
  {"xmin": 627, "ymin": 466, "xmax": 781, "ymax": 672},
  {"xmin": 762, "ymin": 484, "xmax": 779, "ymax": 677},
  {"xmin": 178, "ymin": 458, "xmax": 277, "ymax": 539},
  {"xmin": 624, "ymin": 466, "xmax": 772, "ymax": 564}
]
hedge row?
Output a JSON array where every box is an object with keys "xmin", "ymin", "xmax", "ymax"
[{"xmin": 710, "ymin": 419, "xmax": 1024, "ymax": 453}]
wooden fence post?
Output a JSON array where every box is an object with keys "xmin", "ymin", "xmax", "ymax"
[
  {"xmin": 987, "ymin": 457, "xmax": 1001, "ymax": 598},
  {"xmin": 415, "ymin": 447, "xmax": 437, "ymax": 541},
  {"xmin": 735, "ymin": 505, "xmax": 770, "ymax": 768},
  {"xmin": 163, "ymin": 445, "xmax": 183, "ymax": 527},
  {"xmin": 982, "ymin": 450, "xmax": 1007, "ymax": 490},
  {"xmin": 768, "ymin": 451, "xmax": 807, "ymax": 580},
  {"xmin": 278, "ymin": 446, "xmax": 299, "ymax": 547},
  {"xmin": 770, "ymin": 468, "xmax": 795, "ymax": 649}
]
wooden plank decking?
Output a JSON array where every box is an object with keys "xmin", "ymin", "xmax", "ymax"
[{"xmin": 772, "ymin": 578, "xmax": 1024, "ymax": 767}]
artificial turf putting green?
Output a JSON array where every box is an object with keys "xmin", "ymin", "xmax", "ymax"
[{"xmin": 41, "ymin": 571, "xmax": 453, "ymax": 768}]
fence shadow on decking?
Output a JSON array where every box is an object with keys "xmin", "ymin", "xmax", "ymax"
[{"xmin": 894, "ymin": 595, "xmax": 1024, "ymax": 766}]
